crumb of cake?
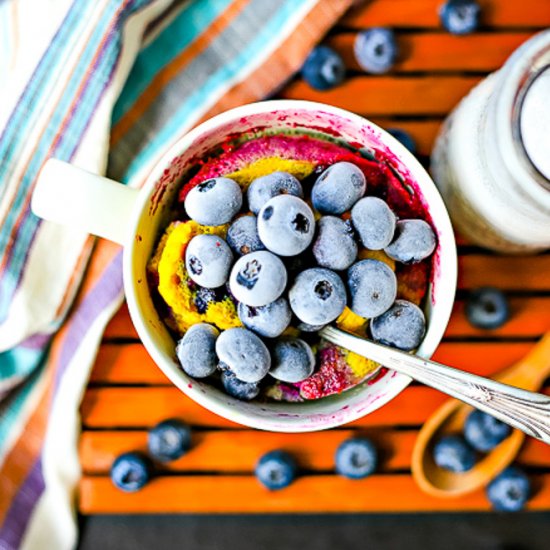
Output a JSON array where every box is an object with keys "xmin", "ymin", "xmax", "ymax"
[
  {"xmin": 396, "ymin": 261, "xmax": 429, "ymax": 306},
  {"xmin": 226, "ymin": 157, "xmax": 315, "ymax": 188},
  {"xmin": 357, "ymin": 248, "xmax": 396, "ymax": 270},
  {"xmin": 336, "ymin": 307, "xmax": 368, "ymax": 336},
  {"xmin": 154, "ymin": 220, "xmax": 241, "ymax": 333},
  {"xmin": 341, "ymin": 349, "xmax": 379, "ymax": 380},
  {"xmin": 300, "ymin": 345, "xmax": 356, "ymax": 399}
]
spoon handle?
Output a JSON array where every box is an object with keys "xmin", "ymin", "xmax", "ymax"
[{"xmin": 320, "ymin": 326, "xmax": 550, "ymax": 445}]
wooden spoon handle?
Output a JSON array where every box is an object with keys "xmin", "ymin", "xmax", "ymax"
[{"xmin": 321, "ymin": 327, "xmax": 550, "ymax": 445}]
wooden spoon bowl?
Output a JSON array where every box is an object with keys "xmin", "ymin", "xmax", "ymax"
[{"xmin": 411, "ymin": 332, "xmax": 550, "ymax": 498}]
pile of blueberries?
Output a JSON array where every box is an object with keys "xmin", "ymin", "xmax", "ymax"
[
  {"xmin": 434, "ymin": 409, "xmax": 531, "ymax": 511},
  {"xmin": 177, "ymin": 161, "xmax": 436, "ymax": 400}
]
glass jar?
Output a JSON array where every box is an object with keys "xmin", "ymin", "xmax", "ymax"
[{"xmin": 431, "ymin": 30, "xmax": 550, "ymax": 253}]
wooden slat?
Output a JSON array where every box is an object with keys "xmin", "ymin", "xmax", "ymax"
[
  {"xmin": 89, "ymin": 342, "xmax": 534, "ymax": 385},
  {"xmin": 99, "ymin": 296, "xmax": 550, "ymax": 352},
  {"xmin": 103, "ymin": 303, "xmax": 138, "ymax": 339},
  {"xmin": 329, "ymin": 32, "xmax": 532, "ymax": 72},
  {"xmin": 279, "ymin": 76, "xmax": 482, "ymax": 116},
  {"xmin": 79, "ymin": 473, "xmax": 550, "ymax": 514},
  {"xmin": 369, "ymin": 118, "xmax": 441, "ymax": 156},
  {"xmin": 445, "ymin": 297, "xmax": 550, "ymax": 338},
  {"xmin": 81, "ymin": 386, "xmax": 550, "ymax": 429},
  {"xmin": 458, "ymin": 255, "xmax": 550, "ymax": 291},
  {"xmin": 81, "ymin": 0, "xmax": 550, "ymax": 517},
  {"xmin": 90, "ymin": 344, "xmax": 168, "ymax": 384},
  {"xmin": 341, "ymin": 0, "xmax": 550, "ymax": 29},
  {"xmin": 80, "ymin": 429, "xmax": 550, "ymax": 475}
]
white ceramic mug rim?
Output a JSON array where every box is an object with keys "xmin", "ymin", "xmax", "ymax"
[{"xmin": 123, "ymin": 100, "xmax": 458, "ymax": 432}]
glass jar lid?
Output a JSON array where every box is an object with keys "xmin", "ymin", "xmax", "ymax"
[{"xmin": 520, "ymin": 66, "xmax": 550, "ymax": 182}]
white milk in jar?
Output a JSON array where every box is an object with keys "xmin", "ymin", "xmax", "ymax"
[{"xmin": 431, "ymin": 30, "xmax": 550, "ymax": 253}]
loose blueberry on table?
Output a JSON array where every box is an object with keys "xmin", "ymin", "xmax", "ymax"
[
  {"xmin": 148, "ymin": 419, "xmax": 192, "ymax": 462},
  {"xmin": 255, "ymin": 450, "xmax": 298, "ymax": 490},
  {"xmin": 465, "ymin": 287, "xmax": 510, "ymax": 330},
  {"xmin": 486, "ymin": 466, "xmax": 531, "ymax": 511},
  {"xmin": 439, "ymin": 0, "xmax": 481, "ymax": 36},
  {"xmin": 335, "ymin": 437, "xmax": 378, "ymax": 479},
  {"xmin": 301, "ymin": 45, "xmax": 346, "ymax": 91},
  {"xmin": 149, "ymin": 131, "xmax": 438, "ymax": 403},
  {"xmin": 387, "ymin": 128, "xmax": 417, "ymax": 155},
  {"xmin": 353, "ymin": 28, "xmax": 398, "ymax": 74},
  {"xmin": 110, "ymin": 452, "xmax": 153, "ymax": 492}
]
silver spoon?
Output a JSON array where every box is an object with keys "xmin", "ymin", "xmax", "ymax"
[{"xmin": 320, "ymin": 326, "xmax": 550, "ymax": 444}]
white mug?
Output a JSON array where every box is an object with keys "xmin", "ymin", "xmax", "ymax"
[{"xmin": 32, "ymin": 100, "xmax": 457, "ymax": 432}]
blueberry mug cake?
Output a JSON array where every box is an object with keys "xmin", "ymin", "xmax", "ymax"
[{"xmin": 147, "ymin": 130, "xmax": 436, "ymax": 402}]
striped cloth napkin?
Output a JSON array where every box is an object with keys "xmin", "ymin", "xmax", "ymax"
[{"xmin": 0, "ymin": 0, "xmax": 352, "ymax": 548}]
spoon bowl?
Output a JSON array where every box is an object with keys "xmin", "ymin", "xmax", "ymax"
[{"xmin": 411, "ymin": 332, "xmax": 550, "ymax": 497}]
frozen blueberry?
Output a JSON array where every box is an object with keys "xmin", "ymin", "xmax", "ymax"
[
  {"xmin": 348, "ymin": 259, "xmax": 397, "ymax": 318},
  {"xmin": 465, "ymin": 287, "xmax": 510, "ymax": 330},
  {"xmin": 184, "ymin": 177, "xmax": 242, "ymax": 226},
  {"xmin": 351, "ymin": 197, "xmax": 396, "ymax": 250},
  {"xmin": 487, "ymin": 466, "xmax": 530, "ymax": 511},
  {"xmin": 247, "ymin": 172, "xmax": 304, "ymax": 215},
  {"xmin": 229, "ymin": 250, "xmax": 287, "ymax": 307},
  {"xmin": 313, "ymin": 216, "xmax": 358, "ymax": 270},
  {"xmin": 297, "ymin": 321, "xmax": 326, "ymax": 333},
  {"xmin": 439, "ymin": 0, "xmax": 480, "ymax": 35},
  {"xmin": 384, "ymin": 219, "xmax": 436, "ymax": 264},
  {"xmin": 148, "ymin": 419, "xmax": 192, "ymax": 462},
  {"xmin": 110, "ymin": 452, "xmax": 152, "ymax": 492},
  {"xmin": 335, "ymin": 438, "xmax": 378, "ymax": 479},
  {"xmin": 270, "ymin": 338, "xmax": 315, "ymax": 383},
  {"xmin": 255, "ymin": 450, "xmax": 297, "ymax": 490},
  {"xmin": 289, "ymin": 268, "xmax": 347, "ymax": 325},
  {"xmin": 464, "ymin": 410, "xmax": 512, "ymax": 452},
  {"xmin": 301, "ymin": 45, "xmax": 346, "ymax": 91},
  {"xmin": 370, "ymin": 299, "xmax": 426, "ymax": 351},
  {"xmin": 221, "ymin": 370, "xmax": 260, "ymax": 401},
  {"xmin": 226, "ymin": 215, "xmax": 265, "ymax": 256},
  {"xmin": 387, "ymin": 128, "xmax": 417, "ymax": 155},
  {"xmin": 185, "ymin": 234, "xmax": 233, "ymax": 288},
  {"xmin": 257, "ymin": 195, "xmax": 315, "ymax": 257},
  {"xmin": 238, "ymin": 298, "xmax": 292, "ymax": 338},
  {"xmin": 284, "ymin": 250, "xmax": 315, "ymax": 278},
  {"xmin": 312, "ymin": 162, "xmax": 366, "ymax": 215},
  {"xmin": 216, "ymin": 327, "xmax": 271, "ymax": 383},
  {"xmin": 176, "ymin": 323, "xmax": 219, "ymax": 378},
  {"xmin": 354, "ymin": 28, "xmax": 398, "ymax": 74},
  {"xmin": 433, "ymin": 435, "xmax": 476, "ymax": 473},
  {"xmin": 194, "ymin": 287, "xmax": 217, "ymax": 314}
]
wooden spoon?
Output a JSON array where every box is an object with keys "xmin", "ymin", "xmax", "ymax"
[{"xmin": 410, "ymin": 332, "xmax": 550, "ymax": 497}]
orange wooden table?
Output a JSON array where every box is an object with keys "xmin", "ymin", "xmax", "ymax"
[{"xmin": 78, "ymin": 0, "xmax": 550, "ymax": 514}]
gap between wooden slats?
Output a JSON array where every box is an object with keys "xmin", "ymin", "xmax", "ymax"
[
  {"xmin": 328, "ymin": 32, "xmax": 533, "ymax": 73},
  {"xmin": 80, "ymin": 386, "xmax": 550, "ymax": 429},
  {"xmin": 341, "ymin": 0, "xmax": 550, "ymax": 29},
  {"xmin": 117, "ymin": 294, "xmax": 550, "ymax": 341},
  {"xmin": 80, "ymin": 429, "xmax": 550, "ymax": 474},
  {"xmin": 78, "ymin": 474, "xmax": 550, "ymax": 514},
  {"xmin": 89, "ymin": 342, "xmax": 539, "ymax": 385},
  {"xmin": 279, "ymin": 76, "xmax": 482, "ymax": 115}
]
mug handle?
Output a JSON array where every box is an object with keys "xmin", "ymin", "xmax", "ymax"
[{"xmin": 32, "ymin": 158, "xmax": 140, "ymax": 245}]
